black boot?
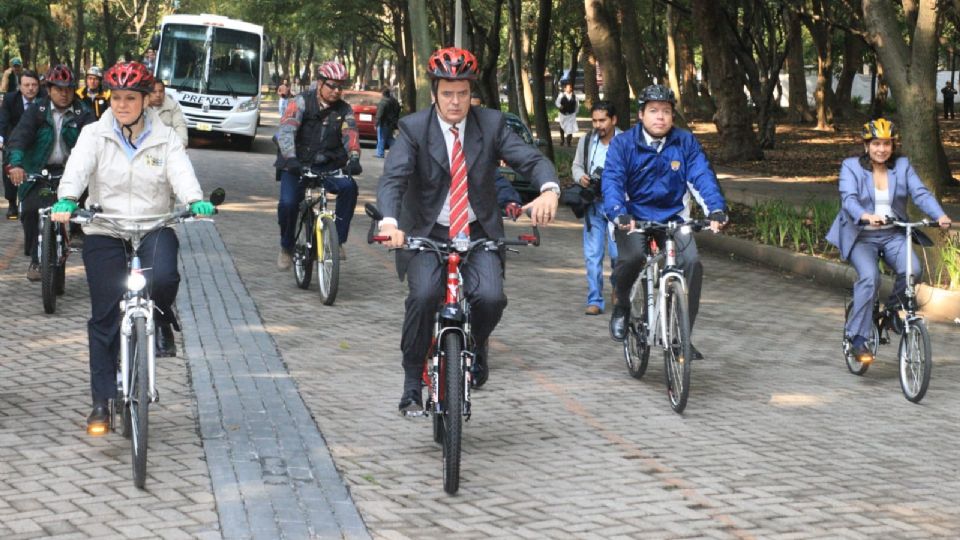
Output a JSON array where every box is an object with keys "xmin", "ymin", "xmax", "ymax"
[{"xmin": 155, "ymin": 322, "xmax": 176, "ymax": 358}]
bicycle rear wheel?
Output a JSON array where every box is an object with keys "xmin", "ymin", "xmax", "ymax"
[
  {"xmin": 317, "ymin": 216, "xmax": 340, "ymax": 306},
  {"xmin": 441, "ymin": 333, "xmax": 463, "ymax": 494},
  {"xmin": 899, "ymin": 320, "xmax": 932, "ymax": 403},
  {"xmin": 663, "ymin": 280, "xmax": 691, "ymax": 414},
  {"xmin": 623, "ymin": 278, "xmax": 650, "ymax": 379},
  {"xmin": 293, "ymin": 210, "xmax": 315, "ymax": 289},
  {"xmin": 130, "ymin": 316, "xmax": 150, "ymax": 488},
  {"xmin": 41, "ymin": 219, "xmax": 58, "ymax": 314},
  {"xmin": 843, "ymin": 300, "xmax": 877, "ymax": 375}
]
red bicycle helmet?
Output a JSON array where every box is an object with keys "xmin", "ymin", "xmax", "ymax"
[
  {"xmin": 45, "ymin": 65, "xmax": 77, "ymax": 88},
  {"xmin": 103, "ymin": 62, "xmax": 155, "ymax": 94},
  {"xmin": 316, "ymin": 61, "xmax": 347, "ymax": 82},
  {"xmin": 427, "ymin": 47, "xmax": 478, "ymax": 80}
]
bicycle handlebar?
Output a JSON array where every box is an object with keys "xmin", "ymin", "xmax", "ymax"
[
  {"xmin": 857, "ymin": 216, "xmax": 946, "ymax": 228},
  {"xmin": 625, "ymin": 219, "xmax": 712, "ymax": 235},
  {"xmin": 365, "ymin": 202, "xmax": 540, "ymax": 247}
]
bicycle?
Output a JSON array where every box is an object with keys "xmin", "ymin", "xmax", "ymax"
[
  {"xmin": 292, "ymin": 168, "xmax": 343, "ymax": 305},
  {"xmin": 365, "ymin": 203, "xmax": 539, "ymax": 495},
  {"xmin": 31, "ymin": 170, "xmax": 67, "ymax": 314},
  {"xmin": 622, "ymin": 219, "xmax": 711, "ymax": 414},
  {"xmin": 842, "ymin": 217, "xmax": 944, "ymax": 403},
  {"xmin": 70, "ymin": 188, "xmax": 224, "ymax": 488}
]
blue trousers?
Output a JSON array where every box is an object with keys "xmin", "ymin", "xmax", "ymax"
[
  {"xmin": 83, "ymin": 229, "xmax": 180, "ymax": 403},
  {"xmin": 583, "ymin": 203, "xmax": 617, "ymax": 310},
  {"xmin": 376, "ymin": 125, "xmax": 394, "ymax": 157},
  {"xmin": 846, "ymin": 229, "xmax": 920, "ymax": 341},
  {"xmin": 278, "ymin": 169, "xmax": 358, "ymax": 249}
]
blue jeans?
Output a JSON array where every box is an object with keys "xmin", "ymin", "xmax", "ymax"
[
  {"xmin": 846, "ymin": 229, "xmax": 919, "ymax": 341},
  {"xmin": 278, "ymin": 169, "xmax": 359, "ymax": 250},
  {"xmin": 376, "ymin": 125, "xmax": 394, "ymax": 157},
  {"xmin": 583, "ymin": 203, "xmax": 618, "ymax": 310}
]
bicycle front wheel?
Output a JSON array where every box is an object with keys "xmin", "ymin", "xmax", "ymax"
[
  {"xmin": 899, "ymin": 320, "xmax": 932, "ymax": 403},
  {"xmin": 441, "ymin": 333, "xmax": 463, "ymax": 495},
  {"xmin": 663, "ymin": 280, "xmax": 691, "ymax": 414},
  {"xmin": 624, "ymin": 278, "xmax": 650, "ymax": 379},
  {"xmin": 130, "ymin": 316, "xmax": 150, "ymax": 488},
  {"xmin": 293, "ymin": 210, "xmax": 315, "ymax": 289},
  {"xmin": 317, "ymin": 216, "xmax": 340, "ymax": 306},
  {"xmin": 40, "ymin": 219, "xmax": 58, "ymax": 314}
]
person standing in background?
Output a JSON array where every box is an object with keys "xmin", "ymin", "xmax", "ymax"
[
  {"xmin": 555, "ymin": 81, "xmax": 579, "ymax": 147},
  {"xmin": 941, "ymin": 81, "xmax": 957, "ymax": 120}
]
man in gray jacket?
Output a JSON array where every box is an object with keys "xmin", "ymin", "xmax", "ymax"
[{"xmin": 148, "ymin": 79, "xmax": 188, "ymax": 146}]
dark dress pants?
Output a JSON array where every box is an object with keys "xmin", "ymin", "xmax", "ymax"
[
  {"xmin": 400, "ymin": 228, "xmax": 507, "ymax": 387},
  {"xmin": 82, "ymin": 229, "xmax": 180, "ymax": 404}
]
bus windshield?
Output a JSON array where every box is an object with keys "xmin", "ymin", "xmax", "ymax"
[{"xmin": 156, "ymin": 23, "xmax": 261, "ymax": 97}]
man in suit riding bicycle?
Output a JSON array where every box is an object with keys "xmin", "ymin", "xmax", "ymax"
[
  {"xmin": 376, "ymin": 46, "xmax": 560, "ymax": 414},
  {"xmin": 603, "ymin": 85, "xmax": 727, "ymax": 359}
]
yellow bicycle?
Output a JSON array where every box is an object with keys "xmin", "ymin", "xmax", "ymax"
[{"xmin": 292, "ymin": 169, "xmax": 340, "ymax": 305}]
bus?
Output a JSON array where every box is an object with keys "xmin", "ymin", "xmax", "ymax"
[{"xmin": 152, "ymin": 14, "xmax": 271, "ymax": 148}]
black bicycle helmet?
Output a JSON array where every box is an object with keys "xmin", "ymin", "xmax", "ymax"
[{"xmin": 637, "ymin": 84, "xmax": 676, "ymax": 108}]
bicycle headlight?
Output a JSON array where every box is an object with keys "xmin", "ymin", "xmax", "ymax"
[
  {"xmin": 237, "ymin": 98, "xmax": 259, "ymax": 112},
  {"xmin": 127, "ymin": 272, "xmax": 147, "ymax": 292}
]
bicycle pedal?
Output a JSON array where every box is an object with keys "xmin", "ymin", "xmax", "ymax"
[
  {"xmin": 402, "ymin": 409, "xmax": 428, "ymax": 418},
  {"xmin": 87, "ymin": 422, "xmax": 109, "ymax": 437}
]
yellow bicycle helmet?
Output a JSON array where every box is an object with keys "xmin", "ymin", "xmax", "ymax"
[{"xmin": 862, "ymin": 118, "xmax": 897, "ymax": 140}]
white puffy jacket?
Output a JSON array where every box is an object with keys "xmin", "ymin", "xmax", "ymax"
[{"xmin": 58, "ymin": 107, "xmax": 203, "ymax": 238}]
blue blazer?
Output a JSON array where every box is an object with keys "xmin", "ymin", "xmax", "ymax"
[{"xmin": 826, "ymin": 156, "xmax": 946, "ymax": 261}]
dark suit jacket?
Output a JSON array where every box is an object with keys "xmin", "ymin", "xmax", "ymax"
[
  {"xmin": 378, "ymin": 105, "xmax": 557, "ymax": 279},
  {"xmin": 0, "ymin": 90, "xmax": 29, "ymax": 142}
]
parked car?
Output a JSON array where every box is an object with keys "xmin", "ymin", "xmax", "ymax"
[
  {"xmin": 497, "ymin": 112, "xmax": 547, "ymax": 203},
  {"xmin": 341, "ymin": 90, "xmax": 380, "ymax": 140}
]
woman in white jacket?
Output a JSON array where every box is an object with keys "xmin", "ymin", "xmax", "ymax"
[{"xmin": 50, "ymin": 62, "xmax": 216, "ymax": 434}]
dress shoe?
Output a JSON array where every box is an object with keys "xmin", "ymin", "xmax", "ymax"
[
  {"xmin": 398, "ymin": 388, "xmax": 423, "ymax": 415},
  {"xmin": 472, "ymin": 343, "xmax": 489, "ymax": 388},
  {"xmin": 585, "ymin": 305, "xmax": 602, "ymax": 316},
  {"xmin": 339, "ymin": 244, "xmax": 346, "ymax": 260},
  {"xmin": 87, "ymin": 402, "xmax": 110, "ymax": 436},
  {"xmin": 155, "ymin": 322, "xmax": 176, "ymax": 358},
  {"xmin": 277, "ymin": 248, "xmax": 292, "ymax": 270},
  {"xmin": 609, "ymin": 305, "xmax": 628, "ymax": 341},
  {"xmin": 6, "ymin": 206, "xmax": 18, "ymax": 220},
  {"xmin": 690, "ymin": 344, "xmax": 704, "ymax": 361},
  {"xmin": 26, "ymin": 263, "xmax": 41, "ymax": 282}
]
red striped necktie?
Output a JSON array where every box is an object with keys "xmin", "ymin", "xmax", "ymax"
[{"xmin": 448, "ymin": 126, "xmax": 469, "ymax": 238}]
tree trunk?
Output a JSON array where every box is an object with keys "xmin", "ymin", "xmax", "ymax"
[
  {"xmin": 581, "ymin": 21, "xmax": 600, "ymax": 110},
  {"xmin": 103, "ymin": 0, "xmax": 117, "ymax": 67},
  {"xmin": 520, "ymin": 17, "xmax": 536, "ymax": 117},
  {"xmin": 73, "ymin": 0, "xmax": 85, "ymax": 74},
  {"xmin": 618, "ymin": 0, "xmax": 652, "ymax": 100},
  {"xmin": 507, "ymin": 0, "xmax": 531, "ymax": 125},
  {"xmin": 804, "ymin": 2, "xmax": 835, "ymax": 131},
  {"xmin": 834, "ymin": 15, "xmax": 865, "ymax": 120},
  {"xmin": 531, "ymin": 0, "xmax": 554, "ymax": 160},
  {"xmin": 863, "ymin": 0, "xmax": 953, "ymax": 194},
  {"xmin": 507, "ymin": 57, "xmax": 520, "ymax": 115},
  {"xmin": 666, "ymin": 5, "xmax": 683, "ymax": 114},
  {"xmin": 585, "ymin": 0, "xmax": 630, "ymax": 131},
  {"xmin": 785, "ymin": 8, "xmax": 813, "ymax": 123},
  {"xmin": 692, "ymin": 0, "xmax": 762, "ymax": 161},
  {"xmin": 871, "ymin": 60, "xmax": 890, "ymax": 118},
  {"xmin": 409, "ymin": 0, "xmax": 432, "ymax": 110}
]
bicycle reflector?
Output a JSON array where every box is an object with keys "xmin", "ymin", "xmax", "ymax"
[
  {"xmin": 127, "ymin": 270, "xmax": 147, "ymax": 292},
  {"xmin": 87, "ymin": 422, "xmax": 108, "ymax": 436}
]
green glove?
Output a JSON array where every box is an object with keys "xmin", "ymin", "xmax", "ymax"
[
  {"xmin": 51, "ymin": 198, "xmax": 78, "ymax": 214},
  {"xmin": 190, "ymin": 200, "xmax": 215, "ymax": 216}
]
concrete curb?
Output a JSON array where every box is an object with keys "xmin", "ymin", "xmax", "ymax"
[{"xmin": 696, "ymin": 231, "xmax": 960, "ymax": 323}]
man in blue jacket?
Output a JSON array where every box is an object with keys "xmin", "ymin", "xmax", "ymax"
[{"xmin": 602, "ymin": 85, "xmax": 726, "ymax": 357}]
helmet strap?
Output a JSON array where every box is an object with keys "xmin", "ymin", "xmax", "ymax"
[{"xmin": 121, "ymin": 108, "xmax": 146, "ymax": 150}]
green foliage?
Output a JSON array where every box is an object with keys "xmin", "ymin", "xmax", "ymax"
[
  {"xmin": 934, "ymin": 231, "xmax": 960, "ymax": 291},
  {"xmin": 743, "ymin": 199, "xmax": 839, "ymax": 256}
]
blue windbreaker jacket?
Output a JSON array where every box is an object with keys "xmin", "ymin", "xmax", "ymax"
[{"xmin": 601, "ymin": 124, "xmax": 725, "ymax": 223}]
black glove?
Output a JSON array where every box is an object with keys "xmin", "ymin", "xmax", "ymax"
[
  {"xmin": 345, "ymin": 157, "xmax": 363, "ymax": 176},
  {"xmin": 707, "ymin": 210, "xmax": 728, "ymax": 223},
  {"xmin": 614, "ymin": 214, "xmax": 633, "ymax": 227}
]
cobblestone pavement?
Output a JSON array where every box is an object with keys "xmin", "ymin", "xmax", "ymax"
[
  {"xmin": 2, "ymin": 106, "xmax": 960, "ymax": 539},
  {"xmin": 193, "ymin": 132, "xmax": 960, "ymax": 539},
  {"xmin": 0, "ymin": 213, "xmax": 219, "ymax": 537}
]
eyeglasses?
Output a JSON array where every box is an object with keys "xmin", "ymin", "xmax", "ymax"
[{"xmin": 322, "ymin": 81, "xmax": 345, "ymax": 91}]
